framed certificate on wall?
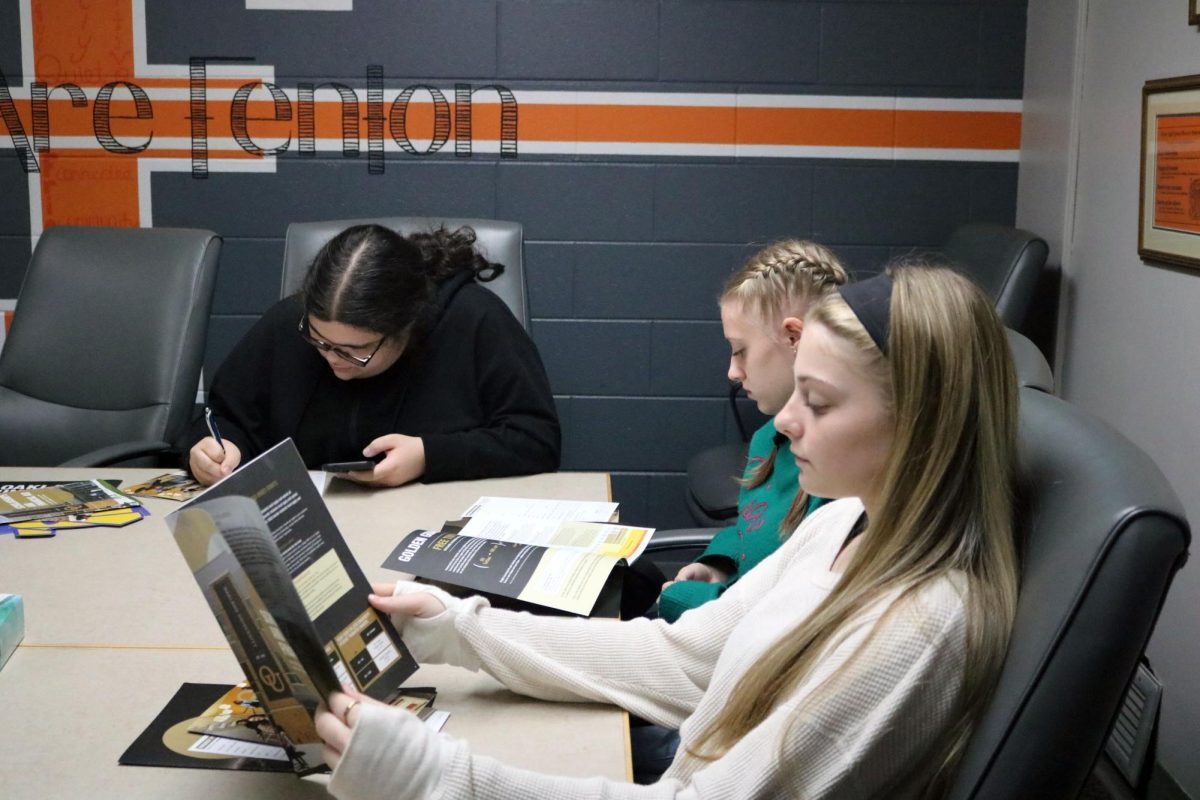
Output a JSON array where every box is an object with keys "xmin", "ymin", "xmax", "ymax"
[{"xmin": 1139, "ymin": 74, "xmax": 1200, "ymax": 271}]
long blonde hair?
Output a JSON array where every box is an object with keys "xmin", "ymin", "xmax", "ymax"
[
  {"xmin": 690, "ymin": 263, "xmax": 1020, "ymax": 797},
  {"xmin": 721, "ymin": 240, "xmax": 849, "ymax": 532}
]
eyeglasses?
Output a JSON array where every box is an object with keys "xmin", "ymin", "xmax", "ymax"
[{"xmin": 298, "ymin": 316, "xmax": 386, "ymax": 367}]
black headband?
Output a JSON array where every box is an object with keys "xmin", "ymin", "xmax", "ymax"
[{"xmin": 838, "ymin": 272, "xmax": 893, "ymax": 354}]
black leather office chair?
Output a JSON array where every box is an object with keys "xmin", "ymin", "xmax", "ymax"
[
  {"xmin": 280, "ymin": 217, "xmax": 529, "ymax": 329},
  {"xmin": 0, "ymin": 225, "xmax": 221, "ymax": 466},
  {"xmin": 942, "ymin": 222, "xmax": 1050, "ymax": 334},
  {"xmin": 651, "ymin": 330, "xmax": 1056, "ymax": 575},
  {"xmin": 948, "ymin": 388, "xmax": 1189, "ymax": 799}
]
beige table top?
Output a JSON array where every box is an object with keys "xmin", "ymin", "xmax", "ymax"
[
  {"xmin": 0, "ymin": 469, "xmax": 628, "ymax": 798},
  {"xmin": 0, "ymin": 468, "xmax": 612, "ymax": 647}
]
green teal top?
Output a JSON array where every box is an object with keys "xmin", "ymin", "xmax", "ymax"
[{"xmin": 658, "ymin": 419, "xmax": 827, "ymax": 623}]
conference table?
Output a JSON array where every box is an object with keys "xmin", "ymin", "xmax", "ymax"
[{"xmin": 0, "ymin": 468, "xmax": 629, "ymax": 799}]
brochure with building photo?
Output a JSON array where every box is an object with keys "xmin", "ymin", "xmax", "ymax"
[{"xmin": 165, "ymin": 439, "xmax": 418, "ymax": 775}]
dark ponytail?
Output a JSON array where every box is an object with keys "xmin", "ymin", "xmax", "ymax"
[{"xmin": 302, "ymin": 223, "xmax": 504, "ymax": 339}]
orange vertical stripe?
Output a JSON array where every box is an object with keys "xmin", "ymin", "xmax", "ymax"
[
  {"xmin": 31, "ymin": 0, "xmax": 135, "ymax": 84},
  {"xmin": 40, "ymin": 153, "xmax": 139, "ymax": 228}
]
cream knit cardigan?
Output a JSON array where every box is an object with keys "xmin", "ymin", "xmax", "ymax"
[{"xmin": 329, "ymin": 498, "xmax": 968, "ymax": 800}]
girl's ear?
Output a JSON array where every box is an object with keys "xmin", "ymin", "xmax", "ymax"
[{"xmin": 781, "ymin": 316, "xmax": 804, "ymax": 348}]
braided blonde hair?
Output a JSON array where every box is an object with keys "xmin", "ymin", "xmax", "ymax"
[
  {"xmin": 721, "ymin": 240, "xmax": 849, "ymax": 532},
  {"xmin": 721, "ymin": 240, "xmax": 848, "ymax": 330}
]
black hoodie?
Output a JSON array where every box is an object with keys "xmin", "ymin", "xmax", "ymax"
[{"xmin": 182, "ymin": 276, "xmax": 561, "ymax": 482}]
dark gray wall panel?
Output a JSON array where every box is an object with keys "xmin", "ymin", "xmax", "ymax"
[
  {"xmin": 979, "ymin": 6, "xmax": 1027, "ymax": 91},
  {"xmin": 498, "ymin": 1, "xmax": 658, "ymax": 81},
  {"xmin": 609, "ymin": 472, "xmax": 648, "ymax": 527},
  {"xmin": 497, "ymin": 163, "xmax": 655, "ymax": 241},
  {"xmin": 650, "ymin": 321, "xmax": 728, "ymax": 397},
  {"xmin": 146, "ymin": 0, "xmax": 498, "ymax": 80},
  {"xmin": 729, "ymin": 397, "xmax": 769, "ymax": 444},
  {"xmin": 653, "ymin": 165, "xmax": 815, "ymax": 244},
  {"xmin": 0, "ymin": 161, "xmax": 30, "ymax": 236},
  {"xmin": 653, "ymin": 167, "xmax": 742, "ymax": 243},
  {"xmin": 611, "ymin": 473, "xmax": 694, "ymax": 531},
  {"xmin": 0, "ymin": 4, "xmax": 22, "ymax": 86},
  {"xmin": 820, "ymin": 5, "xmax": 979, "ymax": 88},
  {"xmin": 0, "ymin": 154, "xmax": 31, "ymax": 298},
  {"xmin": 203, "ymin": 315, "xmax": 258, "ymax": 382},
  {"xmin": 533, "ymin": 320, "xmax": 651, "ymax": 395},
  {"xmin": 564, "ymin": 397, "xmax": 726, "ymax": 471},
  {"xmin": 0, "ymin": 238, "xmax": 31, "ymax": 299},
  {"xmin": 213, "ymin": 238, "xmax": 286, "ymax": 315},
  {"xmin": 812, "ymin": 165, "xmax": 972, "ymax": 246},
  {"xmin": 639, "ymin": 472, "xmax": 694, "ymax": 530},
  {"xmin": 573, "ymin": 244, "xmax": 745, "ymax": 320},
  {"xmin": 733, "ymin": 166, "xmax": 817, "ymax": 245},
  {"xmin": 660, "ymin": 1, "xmax": 820, "ymax": 84},
  {"xmin": 525, "ymin": 243, "xmax": 575, "ymax": 318},
  {"xmin": 969, "ymin": 165, "xmax": 1019, "ymax": 226},
  {"xmin": 153, "ymin": 160, "xmax": 497, "ymax": 238},
  {"xmin": 826, "ymin": 244, "xmax": 893, "ymax": 278}
]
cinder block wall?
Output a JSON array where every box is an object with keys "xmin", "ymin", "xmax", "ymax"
[{"xmin": 0, "ymin": 0, "xmax": 1027, "ymax": 528}]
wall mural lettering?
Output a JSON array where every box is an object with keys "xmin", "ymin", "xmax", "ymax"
[{"xmin": 0, "ymin": 64, "xmax": 520, "ymax": 177}]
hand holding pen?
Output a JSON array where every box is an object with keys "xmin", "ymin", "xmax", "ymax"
[
  {"xmin": 205, "ymin": 406, "xmax": 225, "ymax": 454},
  {"xmin": 189, "ymin": 407, "xmax": 243, "ymax": 486}
]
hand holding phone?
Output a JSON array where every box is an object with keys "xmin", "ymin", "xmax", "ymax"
[{"xmin": 321, "ymin": 458, "xmax": 380, "ymax": 473}]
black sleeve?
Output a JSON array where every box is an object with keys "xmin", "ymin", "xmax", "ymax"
[
  {"xmin": 420, "ymin": 301, "xmax": 561, "ymax": 482},
  {"xmin": 178, "ymin": 306, "xmax": 281, "ymax": 472}
]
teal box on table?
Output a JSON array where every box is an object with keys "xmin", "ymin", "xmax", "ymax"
[{"xmin": 0, "ymin": 594, "xmax": 24, "ymax": 671}]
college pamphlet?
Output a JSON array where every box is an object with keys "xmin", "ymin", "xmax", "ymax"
[
  {"xmin": 0, "ymin": 480, "xmax": 147, "ymax": 538},
  {"xmin": 0, "ymin": 479, "xmax": 137, "ymax": 524},
  {"xmin": 165, "ymin": 439, "xmax": 419, "ymax": 775},
  {"xmin": 383, "ymin": 497, "xmax": 652, "ymax": 616}
]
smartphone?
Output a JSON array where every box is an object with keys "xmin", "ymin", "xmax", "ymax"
[{"xmin": 320, "ymin": 458, "xmax": 379, "ymax": 473}]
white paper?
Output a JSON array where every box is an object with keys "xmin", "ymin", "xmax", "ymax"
[
  {"xmin": 309, "ymin": 471, "xmax": 331, "ymax": 496},
  {"xmin": 188, "ymin": 734, "xmax": 289, "ymax": 761},
  {"xmin": 461, "ymin": 496, "xmax": 617, "ymax": 522},
  {"xmin": 423, "ymin": 709, "xmax": 450, "ymax": 732}
]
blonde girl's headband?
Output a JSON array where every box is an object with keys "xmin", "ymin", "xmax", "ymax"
[{"xmin": 838, "ymin": 272, "xmax": 893, "ymax": 354}]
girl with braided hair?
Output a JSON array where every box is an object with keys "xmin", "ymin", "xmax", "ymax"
[
  {"xmin": 185, "ymin": 223, "xmax": 560, "ymax": 487},
  {"xmin": 657, "ymin": 240, "xmax": 849, "ymax": 623}
]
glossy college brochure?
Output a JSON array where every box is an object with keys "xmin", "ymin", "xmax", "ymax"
[
  {"xmin": 383, "ymin": 498, "xmax": 653, "ymax": 616},
  {"xmin": 166, "ymin": 439, "xmax": 418, "ymax": 775}
]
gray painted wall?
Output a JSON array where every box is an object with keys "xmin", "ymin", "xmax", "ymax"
[{"xmin": 1019, "ymin": 0, "xmax": 1199, "ymax": 796}]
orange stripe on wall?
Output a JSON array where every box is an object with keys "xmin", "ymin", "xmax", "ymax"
[
  {"xmin": 7, "ymin": 99, "xmax": 1021, "ymax": 151},
  {"xmin": 894, "ymin": 110, "xmax": 1022, "ymax": 150},
  {"xmin": 737, "ymin": 108, "xmax": 895, "ymax": 148}
]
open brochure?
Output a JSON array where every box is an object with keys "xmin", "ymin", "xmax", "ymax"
[
  {"xmin": 382, "ymin": 497, "xmax": 653, "ymax": 617},
  {"xmin": 166, "ymin": 439, "xmax": 419, "ymax": 775}
]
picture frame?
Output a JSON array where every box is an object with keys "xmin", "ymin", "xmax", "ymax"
[
  {"xmin": 1139, "ymin": 74, "xmax": 1200, "ymax": 272},
  {"xmin": 1192, "ymin": 0, "xmax": 1199, "ymax": 26}
]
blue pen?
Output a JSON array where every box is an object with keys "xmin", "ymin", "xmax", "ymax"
[{"xmin": 205, "ymin": 406, "xmax": 226, "ymax": 454}]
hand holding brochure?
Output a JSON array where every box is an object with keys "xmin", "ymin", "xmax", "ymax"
[{"xmin": 166, "ymin": 439, "xmax": 418, "ymax": 775}]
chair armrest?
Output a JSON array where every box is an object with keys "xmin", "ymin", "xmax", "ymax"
[
  {"xmin": 645, "ymin": 528, "xmax": 717, "ymax": 553},
  {"xmin": 58, "ymin": 440, "xmax": 173, "ymax": 468}
]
